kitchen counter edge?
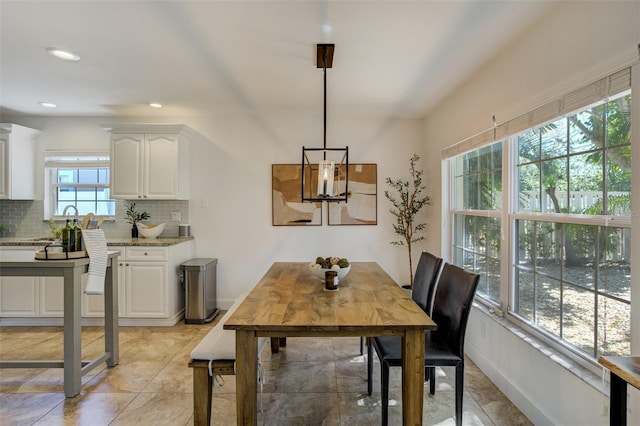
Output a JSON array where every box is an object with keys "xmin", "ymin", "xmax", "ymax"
[{"xmin": 0, "ymin": 236, "xmax": 194, "ymax": 247}]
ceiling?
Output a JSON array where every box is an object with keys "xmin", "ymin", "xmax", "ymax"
[{"xmin": 0, "ymin": 0, "xmax": 557, "ymax": 119}]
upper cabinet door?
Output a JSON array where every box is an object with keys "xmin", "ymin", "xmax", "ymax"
[
  {"xmin": 0, "ymin": 124, "xmax": 39, "ymax": 200},
  {"xmin": 0, "ymin": 134, "xmax": 8, "ymax": 198},
  {"xmin": 144, "ymin": 134, "xmax": 179, "ymax": 199},
  {"xmin": 110, "ymin": 134, "xmax": 144, "ymax": 199},
  {"xmin": 104, "ymin": 123, "xmax": 191, "ymax": 200}
]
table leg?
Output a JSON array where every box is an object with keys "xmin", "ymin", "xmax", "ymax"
[
  {"xmin": 104, "ymin": 259, "xmax": 119, "ymax": 366},
  {"xmin": 402, "ymin": 329, "xmax": 424, "ymax": 425},
  {"xmin": 610, "ymin": 373, "xmax": 627, "ymax": 426},
  {"xmin": 236, "ymin": 330, "xmax": 258, "ymax": 425},
  {"xmin": 63, "ymin": 265, "xmax": 83, "ymax": 397}
]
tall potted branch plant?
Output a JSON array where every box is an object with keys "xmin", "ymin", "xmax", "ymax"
[{"xmin": 384, "ymin": 154, "xmax": 431, "ymax": 289}]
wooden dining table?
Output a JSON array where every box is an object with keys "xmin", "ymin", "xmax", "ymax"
[{"xmin": 223, "ymin": 261, "xmax": 437, "ymax": 425}]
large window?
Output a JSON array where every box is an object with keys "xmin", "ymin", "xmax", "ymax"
[
  {"xmin": 513, "ymin": 95, "xmax": 631, "ymax": 358},
  {"xmin": 44, "ymin": 152, "xmax": 115, "ymax": 218},
  {"xmin": 446, "ymin": 83, "xmax": 632, "ymax": 364},
  {"xmin": 452, "ymin": 142, "xmax": 503, "ymax": 305}
]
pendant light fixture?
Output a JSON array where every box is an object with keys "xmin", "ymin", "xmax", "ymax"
[{"xmin": 301, "ymin": 43, "xmax": 349, "ymax": 203}]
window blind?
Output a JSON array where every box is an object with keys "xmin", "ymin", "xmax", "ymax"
[{"xmin": 442, "ymin": 66, "xmax": 632, "ymax": 159}]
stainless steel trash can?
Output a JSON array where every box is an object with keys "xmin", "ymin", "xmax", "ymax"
[{"xmin": 181, "ymin": 258, "xmax": 218, "ymax": 324}]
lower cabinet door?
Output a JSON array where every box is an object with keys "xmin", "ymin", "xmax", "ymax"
[
  {"xmin": 125, "ymin": 262, "xmax": 168, "ymax": 318},
  {"xmin": 82, "ymin": 273, "xmax": 126, "ymax": 318},
  {"xmin": 39, "ymin": 277, "xmax": 64, "ymax": 317},
  {"xmin": 0, "ymin": 276, "xmax": 39, "ymax": 317}
]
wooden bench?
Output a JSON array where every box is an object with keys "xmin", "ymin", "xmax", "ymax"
[{"xmin": 188, "ymin": 293, "xmax": 269, "ymax": 426}]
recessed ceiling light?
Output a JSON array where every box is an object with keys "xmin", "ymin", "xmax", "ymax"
[
  {"xmin": 39, "ymin": 102, "xmax": 57, "ymax": 108},
  {"xmin": 149, "ymin": 103, "xmax": 162, "ymax": 108},
  {"xmin": 46, "ymin": 47, "xmax": 80, "ymax": 61}
]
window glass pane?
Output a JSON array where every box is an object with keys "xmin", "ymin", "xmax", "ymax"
[
  {"xmin": 516, "ymin": 220, "xmax": 535, "ymax": 267},
  {"xmin": 487, "ymin": 217, "xmax": 501, "ymax": 259},
  {"xmin": 606, "ymin": 94, "xmax": 631, "ymax": 147},
  {"xmin": 57, "ymin": 187, "xmax": 76, "ymax": 202},
  {"xmin": 562, "ymin": 223, "xmax": 596, "ymax": 289},
  {"xmin": 491, "ymin": 143, "xmax": 502, "ymax": 169},
  {"xmin": 78, "ymin": 169, "xmax": 97, "ymax": 183},
  {"xmin": 518, "ymin": 163, "xmax": 540, "ymax": 212},
  {"xmin": 58, "ymin": 170, "xmax": 76, "ymax": 183},
  {"xmin": 535, "ymin": 221, "xmax": 561, "ymax": 278},
  {"xmin": 76, "ymin": 202, "xmax": 95, "ymax": 215},
  {"xmin": 478, "ymin": 145, "xmax": 491, "ymax": 170},
  {"xmin": 454, "ymin": 175, "xmax": 464, "ymax": 209},
  {"xmin": 569, "ymin": 106, "xmax": 604, "ymax": 154},
  {"xmin": 479, "ymin": 171, "xmax": 492, "ymax": 210},
  {"xmin": 536, "ymin": 276, "xmax": 561, "ymax": 337},
  {"xmin": 491, "ymin": 170, "xmax": 502, "ymax": 210},
  {"xmin": 516, "ymin": 269, "xmax": 535, "ymax": 321},
  {"xmin": 598, "ymin": 227, "xmax": 631, "ymax": 300},
  {"xmin": 597, "ymin": 296, "xmax": 631, "ymax": 356},
  {"xmin": 541, "ymin": 158, "xmax": 568, "ymax": 213},
  {"xmin": 518, "ymin": 129, "xmax": 539, "ymax": 163},
  {"xmin": 77, "ymin": 188, "xmax": 96, "ymax": 201},
  {"xmin": 463, "ymin": 175, "xmax": 478, "ymax": 209},
  {"xmin": 465, "ymin": 150, "xmax": 478, "ymax": 173},
  {"xmin": 486, "ymin": 258, "xmax": 501, "ymax": 303},
  {"xmin": 606, "ymin": 146, "xmax": 632, "ymax": 188},
  {"xmin": 563, "ymin": 285, "xmax": 595, "ymax": 355},
  {"xmin": 98, "ymin": 169, "xmax": 109, "ymax": 184},
  {"xmin": 569, "ymin": 153, "xmax": 603, "ymax": 214},
  {"xmin": 541, "ymin": 119, "xmax": 567, "ymax": 159}
]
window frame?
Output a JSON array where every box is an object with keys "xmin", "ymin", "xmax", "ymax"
[
  {"xmin": 442, "ymin": 78, "xmax": 633, "ymax": 374},
  {"xmin": 43, "ymin": 150, "xmax": 116, "ymax": 220}
]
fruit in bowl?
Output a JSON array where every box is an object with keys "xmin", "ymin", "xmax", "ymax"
[
  {"xmin": 308, "ymin": 256, "xmax": 351, "ymax": 281},
  {"xmin": 136, "ymin": 223, "xmax": 166, "ymax": 239}
]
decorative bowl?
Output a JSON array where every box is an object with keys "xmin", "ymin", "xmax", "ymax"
[
  {"xmin": 137, "ymin": 223, "xmax": 165, "ymax": 239},
  {"xmin": 309, "ymin": 264, "xmax": 351, "ymax": 281}
]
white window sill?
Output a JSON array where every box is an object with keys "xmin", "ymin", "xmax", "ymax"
[{"xmin": 471, "ymin": 302, "xmax": 609, "ymax": 396}]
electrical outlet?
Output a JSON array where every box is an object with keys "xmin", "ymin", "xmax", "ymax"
[{"xmin": 171, "ymin": 212, "xmax": 181, "ymax": 222}]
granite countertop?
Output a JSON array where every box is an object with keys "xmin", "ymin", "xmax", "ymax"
[{"xmin": 0, "ymin": 236, "xmax": 194, "ymax": 247}]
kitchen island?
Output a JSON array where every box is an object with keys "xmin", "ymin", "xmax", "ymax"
[{"xmin": 0, "ymin": 250, "xmax": 120, "ymax": 397}]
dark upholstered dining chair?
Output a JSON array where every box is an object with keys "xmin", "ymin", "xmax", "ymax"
[
  {"xmin": 367, "ymin": 262, "xmax": 480, "ymax": 426},
  {"xmin": 359, "ymin": 251, "xmax": 443, "ymax": 355}
]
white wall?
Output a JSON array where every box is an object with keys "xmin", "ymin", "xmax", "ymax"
[
  {"xmin": 424, "ymin": 1, "xmax": 640, "ymax": 425},
  {"xmin": 7, "ymin": 113, "xmax": 429, "ymax": 305}
]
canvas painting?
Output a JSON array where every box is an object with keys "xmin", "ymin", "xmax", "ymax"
[
  {"xmin": 272, "ymin": 164, "xmax": 322, "ymax": 226},
  {"xmin": 328, "ymin": 164, "xmax": 377, "ymax": 225}
]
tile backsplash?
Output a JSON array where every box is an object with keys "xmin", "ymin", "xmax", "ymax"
[{"xmin": 0, "ymin": 199, "xmax": 189, "ymax": 238}]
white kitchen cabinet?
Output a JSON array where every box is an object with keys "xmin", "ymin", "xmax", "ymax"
[
  {"xmin": 39, "ymin": 277, "xmax": 65, "ymax": 317},
  {"xmin": 126, "ymin": 261, "xmax": 167, "ymax": 317},
  {"xmin": 0, "ymin": 123, "xmax": 40, "ymax": 200},
  {"xmin": 0, "ymin": 276, "xmax": 39, "ymax": 317},
  {"xmin": 0, "ymin": 241, "xmax": 192, "ymax": 325},
  {"xmin": 103, "ymin": 124, "xmax": 193, "ymax": 200}
]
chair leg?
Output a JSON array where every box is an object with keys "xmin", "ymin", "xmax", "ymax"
[
  {"xmin": 455, "ymin": 362, "xmax": 464, "ymax": 426},
  {"xmin": 367, "ymin": 338, "xmax": 373, "ymax": 395},
  {"xmin": 429, "ymin": 366, "xmax": 436, "ymax": 394},
  {"xmin": 381, "ymin": 362, "xmax": 389, "ymax": 426},
  {"xmin": 360, "ymin": 336, "xmax": 364, "ymax": 355}
]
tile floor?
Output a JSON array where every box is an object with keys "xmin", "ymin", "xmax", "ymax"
[{"xmin": 0, "ymin": 318, "xmax": 532, "ymax": 425}]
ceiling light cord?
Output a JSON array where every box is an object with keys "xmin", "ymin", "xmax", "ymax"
[{"xmin": 323, "ymin": 46, "xmax": 328, "ymax": 161}]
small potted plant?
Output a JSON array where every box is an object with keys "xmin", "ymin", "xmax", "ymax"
[
  {"xmin": 125, "ymin": 202, "xmax": 150, "ymax": 238},
  {"xmin": 384, "ymin": 154, "xmax": 431, "ymax": 289}
]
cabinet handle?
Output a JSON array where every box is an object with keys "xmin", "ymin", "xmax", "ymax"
[
  {"xmin": 144, "ymin": 195, "xmax": 147, "ymax": 198},
  {"xmin": 126, "ymin": 263, "xmax": 129, "ymax": 266},
  {"xmin": 144, "ymin": 252, "xmax": 148, "ymax": 256}
]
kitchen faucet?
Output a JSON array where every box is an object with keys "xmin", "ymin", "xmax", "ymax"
[{"xmin": 62, "ymin": 205, "xmax": 79, "ymax": 220}]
